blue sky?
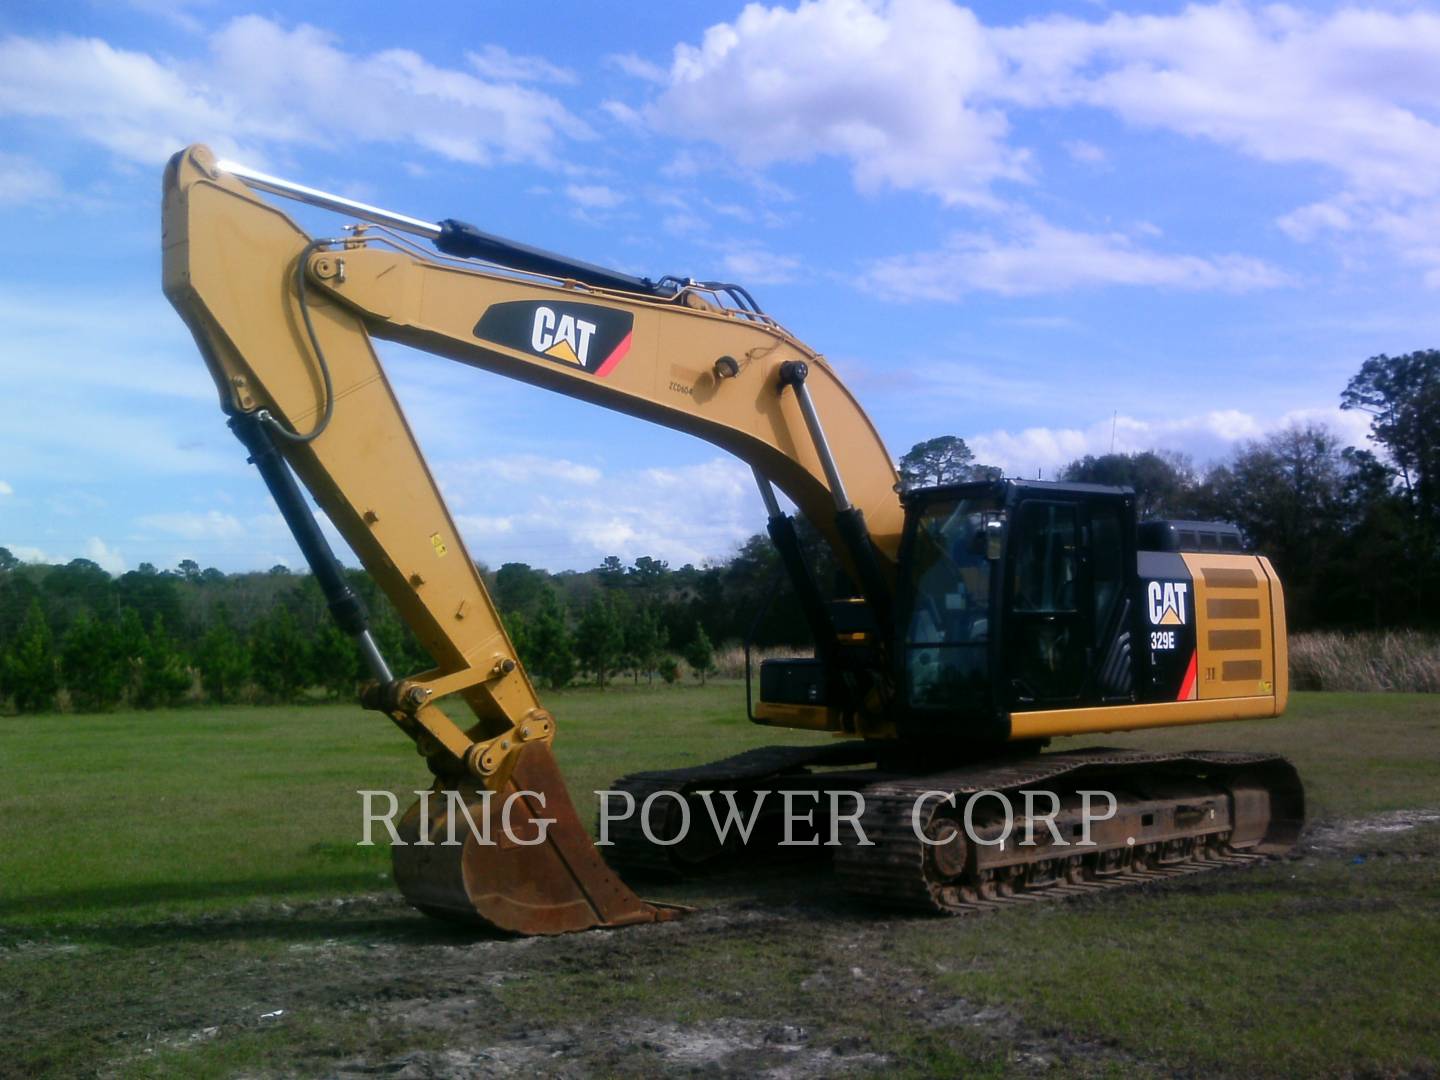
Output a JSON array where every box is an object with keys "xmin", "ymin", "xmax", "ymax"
[{"xmin": 3, "ymin": 0, "xmax": 1438, "ymax": 574}]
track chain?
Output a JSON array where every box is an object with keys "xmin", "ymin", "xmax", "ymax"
[{"xmin": 835, "ymin": 748, "xmax": 1300, "ymax": 915}]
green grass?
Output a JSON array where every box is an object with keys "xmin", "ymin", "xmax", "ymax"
[
  {"xmin": 1, "ymin": 688, "xmax": 1431, "ymax": 928},
  {"xmin": 0, "ymin": 681, "xmax": 830, "ymax": 928},
  {"xmin": 891, "ymin": 825, "xmax": 1440, "ymax": 1077},
  {"xmin": 1053, "ymin": 690, "xmax": 1440, "ymax": 819},
  {"xmin": 1, "ymin": 687, "xmax": 1437, "ymax": 1078}
]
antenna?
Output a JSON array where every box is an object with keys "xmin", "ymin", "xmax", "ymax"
[{"xmin": 1110, "ymin": 410, "xmax": 1118, "ymax": 454}]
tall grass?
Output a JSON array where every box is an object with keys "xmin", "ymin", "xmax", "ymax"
[
  {"xmin": 1290, "ymin": 631, "xmax": 1440, "ymax": 693},
  {"xmin": 711, "ymin": 644, "xmax": 802, "ymax": 679}
]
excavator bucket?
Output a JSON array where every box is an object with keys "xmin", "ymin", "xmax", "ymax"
[{"xmin": 392, "ymin": 742, "xmax": 680, "ymax": 934}]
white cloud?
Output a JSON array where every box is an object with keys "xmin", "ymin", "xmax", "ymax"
[
  {"xmin": 0, "ymin": 480, "xmax": 11, "ymax": 496},
  {"xmin": 1063, "ymin": 140, "xmax": 1106, "ymax": 165},
  {"xmin": 0, "ymin": 288, "xmax": 235, "ymax": 486},
  {"xmin": 442, "ymin": 457, "xmax": 760, "ymax": 570},
  {"xmin": 453, "ymin": 514, "xmax": 516, "ymax": 537},
  {"xmin": 0, "ymin": 33, "xmax": 237, "ymax": 164},
  {"xmin": 600, "ymin": 99, "xmax": 644, "ymax": 127},
  {"xmin": 84, "ymin": 536, "xmax": 126, "ymax": 575},
  {"xmin": 865, "ymin": 215, "xmax": 1290, "ymax": 299},
  {"xmin": 1277, "ymin": 199, "xmax": 1355, "ymax": 242},
  {"xmin": 0, "ymin": 18, "xmax": 590, "ymax": 169},
  {"xmin": 643, "ymin": 1, "xmax": 1440, "ymax": 276},
  {"xmin": 994, "ymin": 4, "xmax": 1440, "ymax": 283},
  {"xmin": 0, "ymin": 152, "xmax": 58, "ymax": 203},
  {"xmin": 6, "ymin": 545, "xmax": 50, "ymax": 564},
  {"xmin": 650, "ymin": 0, "xmax": 1023, "ymax": 206},
  {"xmin": 467, "ymin": 44, "xmax": 578, "ymax": 85},
  {"xmin": 443, "ymin": 455, "xmax": 603, "ymax": 489},
  {"xmin": 564, "ymin": 183, "xmax": 625, "ymax": 210},
  {"xmin": 968, "ymin": 406, "xmax": 1374, "ymax": 477},
  {"xmin": 994, "ymin": 5, "xmax": 1440, "ymax": 200},
  {"xmin": 719, "ymin": 247, "xmax": 803, "ymax": 285},
  {"xmin": 649, "ymin": 1, "xmax": 1440, "ymax": 203},
  {"xmin": 607, "ymin": 52, "xmax": 669, "ymax": 84},
  {"xmin": 122, "ymin": 0, "xmax": 211, "ymax": 34},
  {"xmin": 136, "ymin": 510, "xmax": 245, "ymax": 540}
]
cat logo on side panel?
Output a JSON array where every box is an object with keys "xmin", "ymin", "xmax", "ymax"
[{"xmin": 1147, "ymin": 581, "xmax": 1189, "ymax": 625}]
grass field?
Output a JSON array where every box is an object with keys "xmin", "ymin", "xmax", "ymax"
[{"xmin": 2, "ymin": 686, "xmax": 1437, "ymax": 1077}]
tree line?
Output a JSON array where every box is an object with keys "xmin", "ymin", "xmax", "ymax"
[
  {"xmin": 0, "ymin": 546, "xmax": 752, "ymax": 714},
  {"xmin": 1, "ymin": 349, "xmax": 1434, "ymax": 713}
]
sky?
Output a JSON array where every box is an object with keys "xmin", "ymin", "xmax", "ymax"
[{"xmin": 2, "ymin": 0, "xmax": 1438, "ymax": 575}]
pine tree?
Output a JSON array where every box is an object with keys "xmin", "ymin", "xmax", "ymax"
[
  {"xmin": 503, "ymin": 609, "xmax": 532, "ymax": 670},
  {"xmin": 309, "ymin": 621, "xmax": 362, "ymax": 699},
  {"xmin": 250, "ymin": 606, "xmax": 310, "ymax": 701},
  {"xmin": 60, "ymin": 611, "xmax": 126, "ymax": 711},
  {"xmin": 137, "ymin": 616, "xmax": 192, "ymax": 708},
  {"xmin": 527, "ymin": 590, "xmax": 575, "ymax": 689},
  {"xmin": 197, "ymin": 614, "xmax": 250, "ymax": 704},
  {"xmin": 574, "ymin": 592, "xmax": 623, "ymax": 688},
  {"xmin": 114, "ymin": 607, "xmax": 149, "ymax": 703},
  {"xmin": 625, "ymin": 604, "xmax": 666, "ymax": 686},
  {"xmin": 5, "ymin": 600, "xmax": 59, "ymax": 712},
  {"xmin": 683, "ymin": 622, "xmax": 716, "ymax": 686}
]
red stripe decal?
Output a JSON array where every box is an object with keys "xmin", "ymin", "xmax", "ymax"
[
  {"xmin": 593, "ymin": 331, "xmax": 632, "ymax": 378},
  {"xmin": 1177, "ymin": 650, "xmax": 1198, "ymax": 701}
]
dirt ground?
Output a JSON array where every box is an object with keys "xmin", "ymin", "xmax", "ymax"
[{"xmin": 7, "ymin": 807, "xmax": 1437, "ymax": 1079}]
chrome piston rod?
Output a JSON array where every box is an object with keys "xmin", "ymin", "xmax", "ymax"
[{"xmin": 215, "ymin": 158, "xmax": 441, "ymax": 240}]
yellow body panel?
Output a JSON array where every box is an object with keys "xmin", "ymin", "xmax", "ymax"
[
  {"xmin": 1008, "ymin": 694, "xmax": 1279, "ymax": 740},
  {"xmin": 1010, "ymin": 552, "xmax": 1286, "ymax": 741},
  {"xmin": 1182, "ymin": 552, "xmax": 1277, "ymax": 701},
  {"xmin": 752, "ymin": 702, "xmax": 843, "ymax": 731}
]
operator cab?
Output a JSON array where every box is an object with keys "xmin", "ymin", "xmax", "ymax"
[
  {"xmin": 752, "ymin": 477, "xmax": 1251, "ymax": 746},
  {"xmin": 896, "ymin": 478, "xmax": 1138, "ymax": 743}
]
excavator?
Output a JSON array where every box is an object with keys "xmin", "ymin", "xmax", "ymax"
[{"xmin": 162, "ymin": 144, "xmax": 1303, "ymax": 935}]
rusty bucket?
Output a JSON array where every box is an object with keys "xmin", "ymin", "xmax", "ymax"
[{"xmin": 392, "ymin": 741, "xmax": 679, "ymax": 934}]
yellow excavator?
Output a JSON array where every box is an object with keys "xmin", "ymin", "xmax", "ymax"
[{"xmin": 162, "ymin": 145, "xmax": 1303, "ymax": 935}]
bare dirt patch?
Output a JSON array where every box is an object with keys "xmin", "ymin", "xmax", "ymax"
[
  {"xmin": 1301, "ymin": 808, "xmax": 1440, "ymax": 856},
  {"xmin": 6, "ymin": 813, "xmax": 1439, "ymax": 1078}
]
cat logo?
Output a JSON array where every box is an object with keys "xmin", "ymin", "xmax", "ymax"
[
  {"xmin": 472, "ymin": 300, "xmax": 633, "ymax": 377},
  {"xmin": 1147, "ymin": 580, "xmax": 1189, "ymax": 626},
  {"xmin": 531, "ymin": 306, "xmax": 596, "ymax": 367}
]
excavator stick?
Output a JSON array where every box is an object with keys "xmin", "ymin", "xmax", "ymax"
[{"xmin": 395, "ymin": 743, "xmax": 680, "ymax": 933}]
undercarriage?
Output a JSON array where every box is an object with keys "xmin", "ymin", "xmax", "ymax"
[{"xmin": 604, "ymin": 744, "xmax": 1304, "ymax": 915}]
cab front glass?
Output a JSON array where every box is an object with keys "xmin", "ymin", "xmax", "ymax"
[{"xmin": 901, "ymin": 494, "xmax": 998, "ymax": 714}]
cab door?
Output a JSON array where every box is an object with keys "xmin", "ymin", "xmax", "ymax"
[{"xmin": 1006, "ymin": 499, "xmax": 1088, "ymax": 707}]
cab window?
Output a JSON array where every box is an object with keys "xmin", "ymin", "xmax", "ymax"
[{"xmin": 903, "ymin": 497, "xmax": 994, "ymax": 709}]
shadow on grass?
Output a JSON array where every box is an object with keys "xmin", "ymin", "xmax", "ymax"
[
  {"xmin": 0, "ymin": 870, "xmax": 390, "ymax": 919},
  {"xmin": 0, "ymin": 859, "xmax": 883, "ymax": 950},
  {"xmin": 0, "ymin": 872, "xmax": 504, "ymax": 947}
]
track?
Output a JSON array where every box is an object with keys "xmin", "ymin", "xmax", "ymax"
[{"xmin": 604, "ymin": 744, "xmax": 1304, "ymax": 915}]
